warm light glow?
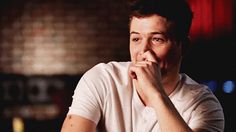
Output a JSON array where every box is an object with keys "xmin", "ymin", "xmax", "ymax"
[{"xmin": 13, "ymin": 117, "xmax": 24, "ymax": 132}]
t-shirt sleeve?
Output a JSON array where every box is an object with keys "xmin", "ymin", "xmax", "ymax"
[
  {"xmin": 188, "ymin": 93, "xmax": 225, "ymax": 132},
  {"xmin": 67, "ymin": 64, "xmax": 107, "ymax": 125}
]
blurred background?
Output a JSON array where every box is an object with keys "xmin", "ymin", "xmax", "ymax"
[{"xmin": 0, "ymin": 0, "xmax": 235, "ymax": 131}]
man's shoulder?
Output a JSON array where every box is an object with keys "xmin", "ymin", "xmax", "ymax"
[
  {"xmin": 90, "ymin": 61, "xmax": 131, "ymax": 74},
  {"xmin": 95, "ymin": 61, "xmax": 131, "ymax": 69},
  {"xmin": 182, "ymin": 74, "xmax": 211, "ymax": 96},
  {"xmin": 173, "ymin": 74, "xmax": 215, "ymax": 102},
  {"xmin": 172, "ymin": 74, "xmax": 220, "ymax": 112},
  {"xmin": 83, "ymin": 61, "xmax": 131, "ymax": 81}
]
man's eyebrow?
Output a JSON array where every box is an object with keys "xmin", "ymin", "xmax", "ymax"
[
  {"xmin": 150, "ymin": 32, "xmax": 166, "ymax": 35},
  {"xmin": 130, "ymin": 31, "xmax": 166, "ymax": 35},
  {"xmin": 130, "ymin": 31, "xmax": 139, "ymax": 35}
]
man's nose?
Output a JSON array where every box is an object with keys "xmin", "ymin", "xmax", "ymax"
[{"xmin": 140, "ymin": 39, "xmax": 150, "ymax": 54}]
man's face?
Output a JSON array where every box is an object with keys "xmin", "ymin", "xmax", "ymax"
[{"xmin": 129, "ymin": 15, "xmax": 182, "ymax": 76}]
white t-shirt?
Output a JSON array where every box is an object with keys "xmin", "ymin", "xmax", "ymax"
[{"xmin": 68, "ymin": 61, "xmax": 224, "ymax": 132}]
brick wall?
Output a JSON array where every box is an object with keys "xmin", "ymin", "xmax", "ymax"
[{"xmin": 0, "ymin": 0, "xmax": 130, "ymax": 75}]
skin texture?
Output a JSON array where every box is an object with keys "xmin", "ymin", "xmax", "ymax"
[
  {"xmin": 61, "ymin": 115, "xmax": 96, "ymax": 132},
  {"xmin": 129, "ymin": 15, "xmax": 182, "ymax": 106},
  {"xmin": 61, "ymin": 15, "xmax": 209, "ymax": 132},
  {"xmin": 128, "ymin": 15, "xmax": 207, "ymax": 132}
]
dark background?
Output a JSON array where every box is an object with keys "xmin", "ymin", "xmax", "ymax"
[{"xmin": 0, "ymin": 0, "xmax": 235, "ymax": 131}]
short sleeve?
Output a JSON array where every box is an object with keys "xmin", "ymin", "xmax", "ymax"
[
  {"xmin": 188, "ymin": 94, "xmax": 225, "ymax": 132},
  {"xmin": 67, "ymin": 64, "xmax": 108, "ymax": 125}
]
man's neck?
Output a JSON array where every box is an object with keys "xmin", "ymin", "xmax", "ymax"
[{"xmin": 162, "ymin": 72, "xmax": 180, "ymax": 96}]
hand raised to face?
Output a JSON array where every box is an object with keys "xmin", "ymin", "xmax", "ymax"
[{"xmin": 129, "ymin": 50, "xmax": 165, "ymax": 106}]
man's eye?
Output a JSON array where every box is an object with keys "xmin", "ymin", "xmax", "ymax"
[
  {"xmin": 131, "ymin": 38, "xmax": 140, "ymax": 42},
  {"xmin": 152, "ymin": 38, "xmax": 165, "ymax": 44}
]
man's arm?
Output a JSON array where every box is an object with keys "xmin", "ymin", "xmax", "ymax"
[
  {"xmin": 61, "ymin": 114, "xmax": 96, "ymax": 132},
  {"xmin": 128, "ymin": 51, "xmax": 215, "ymax": 132}
]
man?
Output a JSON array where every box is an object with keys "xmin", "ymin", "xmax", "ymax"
[{"xmin": 61, "ymin": 0, "xmax": 224, "ymax": 131}]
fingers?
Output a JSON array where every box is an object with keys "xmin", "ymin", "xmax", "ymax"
[
  {"xmin": 129, "ymin": 63, "xmax": 141, "ymax": 80},
  {"xmin": 129, "ymin": 65, "xmax": 137, "ymax": 79},
  {"xmin": 129, "ymin": 50, "xmax": 160, "ymax": 80},
  {"xmin": 129, "ymin": 61, "xmax": 157, "ymax": 80},
  {"xmin": 135, "ymin": 61, "xmax": 151, "ymax": 66},
  {"xmin": 139, "ymin": 50, "xmax": 159, "ymax": 63},
  {"xmin": 129, "ymin": 66, "xmax": 137, "ymax": 79}
]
